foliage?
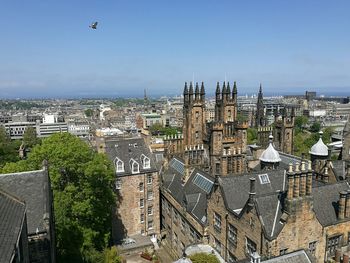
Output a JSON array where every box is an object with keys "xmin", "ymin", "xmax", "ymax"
[
  {"xmin": 189, "ymin": 252, "xmax": 220, "ymax": 263},
  {"xmin": 0, "ymin": 127, "xmax": 21, "ymax": 167},
  {"xmin": 237, "ymin": 113, "xmax": 248, "ymax": 122},
  {"xmin": 294, "ymin": 116, "xmax": 308, "ymax": 134},
  {"xmin": 1, "ymin": 133, "xmax": 116, "ymax": 262},
  {"xmin": 85, "ymin": 109, "xmax": 94, "ymax": 117},
  {"xmin": 149, "ymin": 123, "xmax": 180, "ymax": 136},
  {"xmin": 103, "ymin": 246, "xmax": 123, "ymax": 263},
  {"xmin": 247, "ymin": 128, "xmax": 258, "ymax": 144},
  {"xmin": 310, "ymin": 121, "xmax": 321, "ymax": 133},
  {"xmin": 23, "ymin": 127, "xmax": 40, "ymax": 148}
]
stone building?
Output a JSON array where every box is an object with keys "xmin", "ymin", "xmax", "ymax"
[
  {"xmin": 160, "ymin": 157, "xmax": 214, "ymax": 258},
  {"xmin": 273, "ymin": 107, "xmax": 295, "ymax": 155},
  {"xmin": 0, "ymin": 163, "xmax": 56, "ymax": 263},
  {"xmin": 102, "ymin": 137, "xmax": 160, "ymax": 243},
  {"xmin": 342, "ymin": 116, "xmax": 350, "ymax": 161},
  {"xmin": 164, "ymin": 81, "xmax": 248, "ymax": 176},
  {"xmin": 207, "ymin": 142, "xmax": 350, "ymax": 263}
]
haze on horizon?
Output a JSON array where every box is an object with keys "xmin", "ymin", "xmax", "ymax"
[{"xmin": 1, "ymin": 0, "xmax": 349, "ymax": 99}]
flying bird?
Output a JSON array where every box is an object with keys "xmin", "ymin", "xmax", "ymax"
[{"xmin": 89, "ymin": 22, "xmax": 98, "ymax": 29}]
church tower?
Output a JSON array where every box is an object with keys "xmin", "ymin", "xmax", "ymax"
[
  {"xmin": 256, "ymin": 84, "xmax": 265, "ymax": 127},
  {"xmin": 183, "ymin": 82, "xmax": 206, "ymax": 147},
  {"xmin": 274, "ymin": 107, "xmax": 295, "ymax": 155},
  {"xmin": 342, "ymin": 116, "xmax": 350, "ymax": 161}
]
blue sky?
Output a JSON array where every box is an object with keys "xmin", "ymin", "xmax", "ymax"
[{"xmin": 1, "ymin": 1, "xmax": 349, "ymax": 98}]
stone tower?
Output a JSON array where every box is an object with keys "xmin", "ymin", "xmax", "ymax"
[
  {"xmin": 342, "ymin": 116, "xmax": 350, "ymax": 161},
  {"xmin": 274, "ymin": 107, "xmax": 295, "ymax": 155},
  {"xmin": 183, "ymin": 82, "xmax": 206, "ymax": 147},
  {"xmin": 255, "ymin": 84, "xmax": 265, "ymax": 127}
]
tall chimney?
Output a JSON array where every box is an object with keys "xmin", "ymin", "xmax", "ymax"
[
  {"xmin": 343, "ymin": 253, "xmax": 349, "ymax": 263},
  {"xmin": 306, "ymin": 161, "xmax": 313, "ymax": 196},
  {"xmin": 248, "ymin": 178, "xmax": 256, "ymax": 208},
  {"xmin": 346, "ymin": 191, "xmax": 350, "ymax": 218},
  {"xmin": 339, "ymin": 191, "xmax": 347, "ymax": 220},
  {"xmin": 300, "ymin": 162, "xmax": 307, "ymax": 197},
  {"xmin": 293, "ymin": 163, "xmax": 300, "ymax": 198},
  {"xmin": 287, "ymin": 163, "xmax": 294, "ymax": 200}
]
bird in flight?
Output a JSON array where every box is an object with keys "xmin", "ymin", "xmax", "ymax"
[{"xmin": 89, "ymin": 22, "xmax": 98, "ymax": 29}]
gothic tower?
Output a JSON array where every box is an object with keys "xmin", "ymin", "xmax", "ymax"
[
  {"xmin": 256, "ymin": 84, "xmax": 265, "ymax": 127},
  {"xmin": 183, "ymin": 82, "xmax": 206, "ymax": 147},
  {"xmin": 342, "ymin": 116, "xmax": 350, "ymax": 161},
  {"xmin": 274, "ymin": 107, "xmax": 295, "ymax": 155}
]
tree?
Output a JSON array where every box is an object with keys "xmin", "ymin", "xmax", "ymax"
[
  {"xmin": 0, "ymin": 126, "xmax": 21, "ymax": 167},
  {"xmin": 85, "ymin": 109, "xmax": 94, "ymax": 117},
  {"xmin": 294, "ymin": 116, "xmax": 308, "ymax": 134},
  {"xmin": 189, "ymin": 253, "xmax": 220, "ymax": 263},
  {"xmin": 310, "ymin": 122, "xmax": 321, "ymax": 133},
  {"xmin": 23, "ymin": 126, "xmax": 40, "ymax": 148},
  {"xmin": 247, "ymin": 128, "xmax": 258, "ymax": 144},
  {"xmin": 2, "ymin": 133, "xmax": 116, "ymax": 262}
]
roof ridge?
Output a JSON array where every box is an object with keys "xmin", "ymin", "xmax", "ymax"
[
  {"xmin": 0, "ymin": 188, "xmax": 26, "ymax": 205},
  {"xmin": 0, "ymin": 169, "xmax": 45, "ymax": 177}
]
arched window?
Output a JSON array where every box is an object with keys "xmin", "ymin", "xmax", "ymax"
[
  {"xmin": 114, "ymin": 157, "xmax": 124, "ymax": 173},
  {"xmin": 129, "ymin": 159, "xmax": 139, "ymax": 174},
  {"xmin": 141, "ymin": 154, "xmax": 151, "ymax": 169}
]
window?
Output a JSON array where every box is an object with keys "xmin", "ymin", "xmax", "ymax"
[
  {"xmin": 214, "ymin": 212, "xmax": 222, "ymax": 232},
  {"xmin": 148, "ymin": 206, "xmax": 153, "ymax": 216},
  {"xmin": 309, "ymin": 241, "xmax": 317, "ymax": 255},
  {"xmin": 246, "ymin": 237, "xmax": 257, "ymax": 255},
  {"xmin": 258, "ymin": 174, "xmax": 270, "ymax": 184},
  {"xmin": 174, "ymin": 210, "xmax": 179, "ymax": 224},
  {"xmin": 327, "ymin": 235, "xmax": 341, "ymax": 255},
  {"xmin": 216, "ymin": 163, "xmax": 220, "ymax": 174},
  {"xmin": 129, "ymin": 159, "xmax": 139, "ymax": 174},
  {"xmin": 193, "ymin": 173, "xmax": 213, "ymax": 193},
  {"xmin": 190, "ymin": 228, "xmax": 196, "ymax": 241},
  {"xmin": 228, "ymin": 224, "xmax": 237, "ymax": 247},
  {"xmin": 195, "ymin": 131, "xmax": 199, "ymax": 138},
  {"xmin": 147, "ymin": 174, "xmax": 153, "ymax": 184},
  {"xmin": 141, "ymin": 154, "xmax": 151, "ymax": 169},
  {"xmin": 280, "ymin": 248, "xmax": 288, "ymax": 256},
  {"xmin": 115, "ymin": 178, "xmax": 122, "ymax": 190},
  {"xmin": 147, "ymin": 191, "xmax": 153, "ymax": 200},
  {"xmin": 139, "ymin": 182, "xmax": 144, "ymax": 192},
  {"xmin": 115, "ymin": 157, "xmax": 124, "ymax": 173},
  {"xmin": 140, "ymin": 213, "xmax": 144, "ymax": 223},
  {"xmin": 140, "ymin": 198, "xmax": 144, "ymax": 208},
  {"xmin": 181, "ymin": 218, "xmax": 186, "ymax": 232},
  {"xmin": 213, "ymin": 237, "xmax": 222, "ymax": 255},
  {"xmin": 148, "ymin": 220, "xmax": 153, "ymax": 230}
]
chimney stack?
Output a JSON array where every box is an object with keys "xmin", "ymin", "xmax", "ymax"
[
  {"xmin": 248, "ymin": 178, "xmax": 256, "ymax": 208},
  {"xmin": 300, "ymin": 161, "xmax": 307, "ymax": 197},
  {"xmin": 306, "ymin": 161, "xmax": 313, "ymax": 196},
  {"xmin": 346, "ymin": 191, "xmax": 350, "ymax": 218},
  {"xmin": 287, "ymin": 163, "xmax": 294, "ymax": 200},
  {"xmin": 293, "ymin": 163, "xmax": 300, "ymax": 198},
  {"xmin": 339, "ymin": 191, "xmax": 347, "ymax": 220},
  {"xmin": 343, "ymin": 253, "xmax": 349, "ymax": 263}
]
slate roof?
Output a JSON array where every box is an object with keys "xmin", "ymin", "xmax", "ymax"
[
  {"xmin": 0, "ymin": 189, "xmax": 26, "ymax": 263},
  {"xmin": 262, "ymin": 250, "xmax": 313, "ymax": 263},
  {"xmin": 0, "ymin": 169, "xmax": 49, "ymax": 235},
  {"xmin": 313, "ymin": 182, "xmax": 350, "ymax": 226},
  {"xmin": 219, "ymin": 170, "xmax": 287, "ymax": 213},
  {"xmin": 162, "ymin": 157, "xmax": 214, "ymax": 225},
  {"xmin": 331, "ymin": 160, "xmax": 346, "ymax": 181},
  {"xmin": 104, "ymin": 137, "xmax": 158, "ymax": 176}
]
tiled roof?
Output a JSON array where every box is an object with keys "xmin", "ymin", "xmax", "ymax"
[
  {"xmin": 0, "ymin": 189, "xmax": 26, "ymax": 263},
  {"xmin": 104, "ymin": 137, "xmax": 158, "ymax": 176},
  {"xmin": 0, "ymin": 169, "xmax": 49, "ymax": 235}
]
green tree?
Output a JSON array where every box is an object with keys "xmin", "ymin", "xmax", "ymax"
[
  {"xmin": 189, "ymin": 253, "xmax": 220, "ymax": 263},
  {"xmin": 85, "ymin": 109, "xmax": 94, "ymax": 117},
  {"xmin": 2, "ymin": 133, "xmax": 115, "ymax": 262},
  {"xmin": 294, "ymin": 116, "xmax": 308, "ymax": 134},
  {"xmin": 0, "ymin": 126, "xmax": 21, "ymax": 166},
  {"xmin": 23, "ymin": 126, "xmax": 40, "ymax": 148},
  {"xmin": 310, "ymin": 122, "xmax": 321, "ymax": 133},
  {"xmin": 247, "ymin": 128, "xmax": 258, "ymax": 144}
]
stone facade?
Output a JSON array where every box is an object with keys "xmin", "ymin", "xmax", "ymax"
[{"xmin": 273, "ymin": 107, "xmax": 295, "ymax": 155}]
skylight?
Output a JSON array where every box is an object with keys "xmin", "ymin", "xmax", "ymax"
[
  {"xmin": 193, "ymin": 173, "xmax": 213, "ymax": 193},
  {"xmin": 258, "ymin": 174, "xmax": 270, "ymax": 184},
  {"xmin": 169, "ymin": 158, "xmax": 185, "ymax": 175}
]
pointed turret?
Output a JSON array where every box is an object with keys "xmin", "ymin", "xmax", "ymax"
[
  {"xmin": 183, "ymin": 82, "xmax": 189, "ymax": 104},
  {"xmin": 232, "ymin": 81, "xmax": 237, "ymax": 100},
  {"xmin": 195, "ymin": 82, "xmax": 200, "ymax": 101},
  {"xmin": 189, "ymin": 82, "xmax": 194, "ymax": 103},
  {"xmin": 226, "ymin": 82, "xmax": 231, "ymax": 100},
  {"xmin": 200, "ymin": 82, "xmax": 205, "ymax": 102},
  {"xmin": 216, "ymin": 82, "xmax": 221, "ymax": 101}
]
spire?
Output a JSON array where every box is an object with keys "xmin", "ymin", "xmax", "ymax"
[
  {"xmin": 226, "ymin": 81, "xmax": 231, "ymax": 94},
  {"xmin": 195, "ymin": 82, "xmax": 199, "ymax": 100},
  {"xmin": 259, "ymin": 83, "xmax": 262, "ymax": 94},
  {"xmin": 200, "ymin": 82, "xmax": 205, "ymax": 102},
  {"xmin": 183, "ymin": 82, "xmax": 188, "ymax": 95},
  {"xmin": 222, "ymin": 81, "xmax": 227, "ymax": 94},
  {"xmin": 189, "ymin": 82, "xmax": 194, "ymax": 103},
  {"xmin": 216, "ymin": 82, "xmax": 221, "ymax": 101},
  {"xmin": 232, "ymin": 81, "xmax": 237, "ymax": 101}
]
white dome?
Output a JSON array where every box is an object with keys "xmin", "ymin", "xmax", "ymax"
[
  {"xmin": 309, "ymin": 137, "xmax": 328, "ymax": 156},
  {"xmin": 259, "ymin": 141, "xmax": 281, "ymax": 163}
]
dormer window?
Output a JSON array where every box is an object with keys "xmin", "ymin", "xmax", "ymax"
[
  {"xmin": 141, "ymin": 154, "xmax": 151, "ymax": 169},
  {"xmin": 129, "ymin": 159, "xmax": 139, "ymax": 174},
  {"xmin": 114, "ymin": 157, "xmax": 124, "ymax": 173}
]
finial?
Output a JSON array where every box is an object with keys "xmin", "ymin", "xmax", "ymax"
[{"xmin": 288, "ymin": 163, "xmax": 293, "ymax": 173}]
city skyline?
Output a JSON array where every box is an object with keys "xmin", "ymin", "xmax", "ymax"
[{"xmin": 1, "ymin": 0, "xmax": 349, "ymax": 98}]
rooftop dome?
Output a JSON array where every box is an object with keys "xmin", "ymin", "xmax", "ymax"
[
  {"xmin": 309, "ymin": 131, "xmax": 328, "ymax": 156},
  {"xmin": 259, "ymin": 134, "xmax": 281, "ymax": 163}
]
